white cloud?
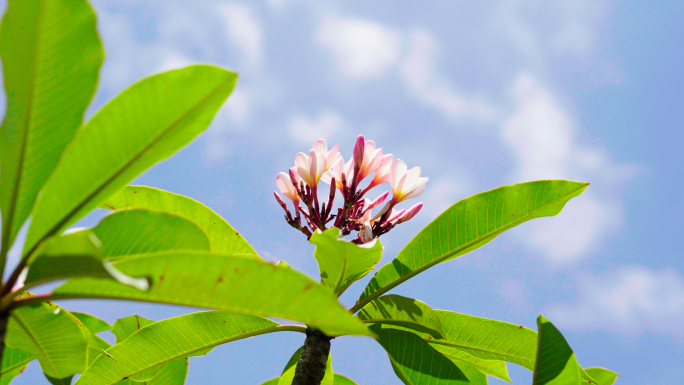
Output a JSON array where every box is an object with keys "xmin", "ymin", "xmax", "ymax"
[
  {"xmin": 548, "ymin": 267, "xmax": 684, "ymax": 335},
  {"xmin": 219, "ymin": 4, "xmax": 262, "ymax": 64},
  {"xmin": 400, "ymin": 31, "xmax": 495, "ymax": 121},
  {"xmin": 502, "ymin": 74, "xmax": 633, "ymax": 263},
  {"xmin": 318, "ymin": 17, "xmax": 401, "ymax": 79},
  {"xmin": 421, "ymin": 175, "xmax": 475, "ymax": 219},
  {"xmin": 157, "ymin": 53, "xmax": 193, "ymax": 72},
  {"xmin": 289, "ymin": 111, "xmax": 342, "ymax": 144},
  {"xmin": 223, "ymin": 89, "xmax": 251, "ymax": 123}
]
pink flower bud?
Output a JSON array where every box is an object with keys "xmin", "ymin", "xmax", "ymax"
[{"xmin": 396, "ymin": 202, "xmax": 423, "ymax": 224}]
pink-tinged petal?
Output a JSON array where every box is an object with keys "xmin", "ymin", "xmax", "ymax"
[
  {"xmin": 312, "ymin": 139, "xmax": 328, "ymax": 153},
  {"xmin": 397, "ymin": 202, "xmax": 423, "ymax": 224},
  {"xmin": 371, "ymin": 201, "xmax": 392, "ymax": 221},
  {"xmin": 326, "ymin": 143, "xmax": 340, "ymax": 162},
  {"xmin": 389, "ymin": 159, "xmax": 407, "ymax": 190},
  {"xmin": 353, "ymin": 135, "xmax": 365, "ymax": 168},
  {"xmin": 289, "ymin": 167, "xmax": 301, "ymax": 184},
  {"xmin": 395, "ymin": 173, "xmax": 408, "ymax": 198},
  {"xmin": 368, "ymin": 191, "xmax": 389, "ymax": 209},
  {"xmin": 402, "ymin": 167, "xmax": 422, "ymax": 191},
  {"xmin": 297, "ymin": 167, "xmax": 313, "ymax": 187},
  {"xmin": 403, "ymin": 182, "xmax": 426, "ymax": 200},
  {"xmin": 363, "ymin": 140, "xmax": 376, "ymax": 162},
  {"xmin": 320, "ymin": 169, "xmax": 334, "ymax": 184},
  {"xmin": 276, "ymin": 172, "xmax": 294, "ymax": 196},
  {"xmin": 295, "ymin": 152, "xmax": 308, "ymax": 169},
  {"xmin": 388, "ymin": 209, "xmax": 406, "ymax": 223},
  {"xmin": 314, "ymin": 152, "xmax": 326, "ymax": 181}
]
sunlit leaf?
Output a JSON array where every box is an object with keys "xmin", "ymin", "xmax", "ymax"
[
  {"xmin": 75, "ymin": 312, "xmax": 300, "ymax": 385},
  {"xmin": 5, "ymin": 294, "xmax": 89, "ymax": 378},
  {"xmin": 0, "ymin": 346, "xmax": 33, "ymax": 385},
  {"xmin": 375, "ymin": 328, "xmax": 470, "ymax": 384},
  {"xmin": 92, "ymin": 209, "xmax": 210, "ymax": 257},
  {"xmin": 100, "ymin": 185, "xmax": 257, "ymax": 257},
  {"xmin": 25, "ymin": 251, "xmax": 372, "ymax": 337},
  {"xmin": 111, "ymin": 314, "xmax": 168, "ymax": 381},
  {"xmin": 22, "ymin": 230, "xmax": 148, "ymax": 292},
  {"xmin": 532, "ymin": 315, "xmax": 581, "ymax": 385},
  {"xmin": 584, "ymin": 368, "xmax": 619, "ymax": 385},
  {"xmin": 311, "ymin": 228, "xmax": 383, "ymax": 294},
  {"xmin": 277, "ymin": 346, "xmax": 334, "ymax": 385},
  {"xmin": 333, "ymin": 374, "xmax": 359, "ymax": 385},
  {"xmin": 0, "ymin": 0, "xmax": 103, "ymax": 260},
  {"xmin": 356, "ymin": 181, "xmax": 589, "ymax": 309},
  {"xmin": 356, "ymin": 294, "xmax": 445, "ymax": 339},
  {"xmin": 71, "ymin": 312, "xmax": 111, "ymax": 334},
  {"xmin": 24, "ymin": 65, "xmax": 238, "ymax": 257}
]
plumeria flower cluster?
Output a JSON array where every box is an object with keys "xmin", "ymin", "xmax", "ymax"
[{"xmin": 274, "ymin": 135, "xmax": 428, "ymax": 244}]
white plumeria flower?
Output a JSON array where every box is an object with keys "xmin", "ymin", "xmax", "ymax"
[
  {"xmin": 295, "ymin": 150, "xmax": 326, "ymax": 188},
  {"xmin": 311, "ymin": 139, "xmax": 342, "ymax": 172},
  {"xmin": 321, "ymin": 157, "xmax": 354, "ymax": 191},
  {"xmin": 389, "ymin": 159, "xmax": 428, "ymax": 204},
  {"xmin": 353, "ymin": 135, "xmax": 384, "ymax": 182},
  {"xmin": 276, "ymin": 172, "xmax": 299, "ymax": 203},
  {"xmin": 359, "ymin": 221, "xmax": 374, "ymax": 243}
]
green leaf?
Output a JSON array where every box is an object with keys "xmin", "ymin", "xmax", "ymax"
[
  {"xmin": 429, "ymin": 310, "xmax": 533, "ymax": 373},
  {"xmin": 277, "ymin": 346, "xmax": 334, "ymax": 385},
  {"xmin": 75, "ymin": 312, "xmax": 300, "ymax": 385},
  {"xmin": 0, "ymin": 0, "xmax": 103, "ymax": 262},
  {"xmin": 370, "ymin": 321, "xmax": 509, "ymax": 382},
  {"xmin": 22, "ymin": 230, "xmax": 148, "ymax": 292},
  {"xmin": 333, "ymin": 374, "xmax": 359, "ymax": 385},
  {"xmin": 112, "ymin": 314, "xmax": 155, "ymax": 343},
  {"xmin": 92, "ymin": 209, "xmax": 210, "ymax": 257},
  {"xmin": 45, "ymin": 374, "xmax": 73, "ymax": 385},
  {"xmin": 1, "ymin": 346, "xmax": 33, "ymax": 385},
  {"xmin": 532, "ymin": 315, "xmax": 581, "ymax": 385},
  {"xmin": 72, "ymin": 312, "xmax": 111, "ymax": 334},
  {"xmin": 584, "ymin": 368, "xmax": 619, "ymax": 385},
  {"xmin": 311, "ymin": 228, "xmax": 383, "ymax": 295},
  {"xmin": 375, "ymin": 328, "xmax": 470, "ymax": 384},
  {"xmin": 260, "ymin": 379, "xmax": 280, "ymax": 385},
  {"xmin": 355, "ymin": 180, "xmax": 589, "ymax": 309},
  {"xmin": 34, "ymin": 251, "xmax": 371, "ymax": 337},
  {"xmin": 142, "ymin": 357, "xmax": 188, "ymax": 385},
  {"xmin": 111, "ymin": 314, "xmax": 167, "ymax": 381},
  {"xmin": 100, "ymin": 185, "xmax": 257, "ymax": 257},
  {"xmin": 356, "ymin": 294, "xmax": 445, "ymax": 339},
  {"xmin": 24, "ymin": 65, "xmax": 238, "ymax": 257},
  {"xmin": 5, "ymin": 294, "xmax": 89, "ymax": 378}
]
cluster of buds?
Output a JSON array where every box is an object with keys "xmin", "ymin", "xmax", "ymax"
[{"xmin": 274, "ymin": 135, "xmax": 428, "ymax": 244}]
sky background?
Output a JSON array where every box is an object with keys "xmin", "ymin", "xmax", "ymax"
[{"xmin": 2, "ymin": 0, "xmax": 683, "ymax": 383}]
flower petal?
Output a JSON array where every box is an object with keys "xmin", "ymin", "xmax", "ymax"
[
  {"xmin": 389, "ymin": 159, "xmax": 407, "ymax": 190},
  {"xmin": 402, "ymin": 166, "xmax": 422, "ymax": 191},
  {"xmin": 312, "ymin": 139, "xmax": 328, "ymax": 153},
  {"xmin": 403, "ymin": 181, "xmax": 426, "ymax": 200},
  {"xmin": 295, "ymin": 152, "xmax": 308, "ymax": 169}
]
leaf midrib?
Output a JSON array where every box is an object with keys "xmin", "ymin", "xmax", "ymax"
[
  {"xmin": 1, "ymin": 0, "xmax": 45, "ymax": 264},
  {"xmin": 96, "ymin": 325, "xmax": 293, "ymax": 384},
  {"xmin": 26, "ymin": 73, "xmax": 233, "ymax": 258},
  {"xmin": 10, "ymin": 309, "xmax": 61, "ymax": 376},
  {"xmin": 353, "ymin": 183, "xmax": 587, "ymax": 312},
  {"xmin": 0, "ymin": 355, "xmax": 32, "ymax": 375},
  {"xmin": 426, "ymin": 338, "xmax": 534, "ymax": 365}
]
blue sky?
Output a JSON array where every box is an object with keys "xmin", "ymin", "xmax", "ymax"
[{"xmin": 3, "ymin": 0, "xmax": 683, "ymax": 383}]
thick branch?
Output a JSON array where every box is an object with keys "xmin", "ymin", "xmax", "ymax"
[
  {"xmin": 292, "ymin": 329, "xmax": 331, "ymax": 385},
  {"xmin": 0, "ymin": 311, "xmax": 8, "ymax": 368}
]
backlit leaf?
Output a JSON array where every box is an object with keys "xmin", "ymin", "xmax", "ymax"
[
  {"xmin": 584, "ymin": 368, "xmax": 619, "ymax": 385},
  {"xmin": 532, "ymin": 315, "xmax": 581, "ymax": 385},
  {"xmin": 0, "ymin": 346, "xmax": 33, "ymax": 385},
  {"xmin": 356, "ymin": 294, "xmax": 445, "ymax": 339}
]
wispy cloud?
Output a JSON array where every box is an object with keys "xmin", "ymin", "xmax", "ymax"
[
  {"xmin": 548, "ymin": 267, "xmax": 684, "ymax": 336},
  {"xmin": 219, "ymin": 4, "xmax": 263, "ymax": 65},
  {"xmin": 289, "ymin": 111, "xmax": 343, "ymax": 144}
]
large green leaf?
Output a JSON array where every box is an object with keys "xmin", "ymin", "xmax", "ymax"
[
  {"xmin": 101, "ymin": 185, "xmax": 257, "ymax": 257},
  {"xmin": 5, "ymin": 294, "xmax": 89, "ymax": 378},
  {"xmin": 75, "ymin": 312, "xmax": 301, "ymax": 385},
  {"xmin": 431, "ymin": 310, "xmax": 535, "ymax": 371},
  {"xmin": 110, "ymin": 315, "xmax": 167, "ymax": 382},
  {"xmin": 310, "ymin": 228, "xmax": 383, "ymax": 295},
  {"xmin": 375, "ymin": 328, "xmax": 470, "ymax": 384},
  {"xmin": 532, "ymin": 315, "xmax": 581, "ymax": 385},
  {"xmin": 23, "ymin": 65, "xmax": 238, "ymax": 257},
  {"xmin": 277, "ymin": 346, "xmax": 334, "ymax": 385},
  {"xmin": 371, "ymin": 322, "xmax": 509, "ymax": 382},
  {"xmin": 355, "ymin": 181, "xmax": 589, "ymax": 309},
  {"xmin": 26, "ymin": 251, "xmax": 372, "ymax": 337},
  {"xmin": 92, "ymin": 209, "xmax": 210, "ymax": 257},
  {"xmin": 584, "ymin": 368, "xmax": 618, "ymax": 385},
  {"xmin": 333, "ymin": 374, "xmax": 359, "ymax": 385},
  {"xmin": 21, "ymin": 230, "xmax": 148, "ymax": 293},
  {"xmin": 0, "ymin": 0, "xmax": 103, "ymax": 262},
  {"xmin": 356, "ymin": 294, "xmax": 445, "ymax": 339},
  {"xmin": 0, "ymin": 346, "xmax": 33, "ymax": 385}
]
